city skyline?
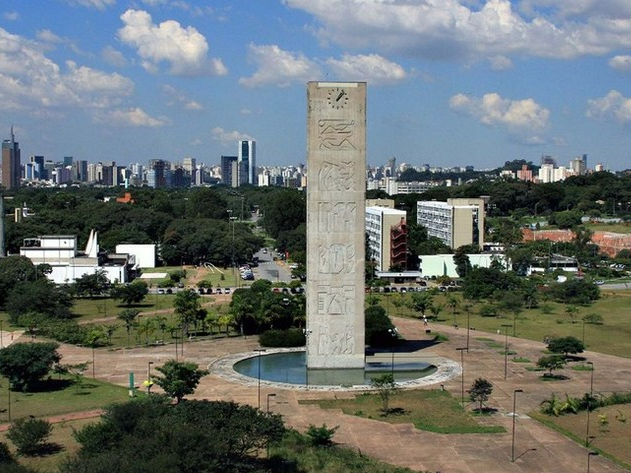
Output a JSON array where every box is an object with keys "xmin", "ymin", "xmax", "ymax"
[{"xmin": 0, "ymin": 1, "xmax": 630, "ymax": 170}]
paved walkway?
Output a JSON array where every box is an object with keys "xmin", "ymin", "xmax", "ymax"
[{"xmin": 8, "ymin": 319, "xmax": 631, "ymax": 473}]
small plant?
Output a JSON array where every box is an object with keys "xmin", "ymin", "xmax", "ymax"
[
  {"xmin": 305, "ymin": 424, "xmax": 338, "ymax": 446},
  {"xmin": 7, "ymin": 417, "xmax": 53, "ymax": 456},
  {"xmin": 512, "ymin": 357, "xmax": 531, "ymax": 363},
  {"xmin": 371, "ymin": 373, "xmax": 398, "ymax": 415}
]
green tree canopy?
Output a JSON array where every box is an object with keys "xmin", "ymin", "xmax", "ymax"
[
  {"xmin": 0, "ymin": 342, "xmax": 61, "ymax": 391},
  {"xmin": 110, "ymin": 280, "xmax": 149, "ymax": 306},
  {"xmin": 547, "ymin": 336, "xmax": 585, "ymax": 356},
  {"xmin": 153, "ymin": 360, "xmax": 208, "ymax": 404}
]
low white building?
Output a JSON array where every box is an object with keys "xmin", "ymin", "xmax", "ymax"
[
  {"xmin": 418, "ymin": 254, "xmax": 507, "ymax": 279},
  {"xmin": 116, "ymin": 244, "xmax": 156, "ymax": 269},
  {"xmin": 20, "ymin": 230, "xmax": 132, "ymax": 284}
]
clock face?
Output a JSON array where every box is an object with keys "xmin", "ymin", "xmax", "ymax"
[{"xmin": 327, "ymin": 87, "xmax": 349, "ymax": 109}]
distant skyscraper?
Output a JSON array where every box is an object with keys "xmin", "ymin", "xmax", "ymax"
[
  {"xmin": 1, "ymin": 127, "xmax": 21, "ymax": 189},
  {"xmin": 238, "ymin": 140, "xmax": 256, "ymax": 186},
  {"xmin": 220, "ymin": 155, "xmax": 238, "ymax": 187}
]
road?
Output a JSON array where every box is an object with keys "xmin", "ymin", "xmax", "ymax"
[{"xmin": 253, "ymin": 248, "xmax": 293, "ymax": 283}]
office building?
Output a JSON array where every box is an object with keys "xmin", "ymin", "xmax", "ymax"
[
  {"xmin": 416, "ymin": 198, "xmax": 485, "ymax": 250},
  {"xmin": 238, "ymin": 140, "xmax": 256, "ymax": 186},
  {"xmin": 1, "ymin": 127, "xmax": 21, "ymax": 189},
  {"xmin": 220, "ymin": 155, "xmax": 238, "ymax": 187},
  {"xmin": 366, "ymin": 206, "xmax": 408, "ymax": 272}
]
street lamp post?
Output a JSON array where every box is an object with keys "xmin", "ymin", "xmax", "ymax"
[
  {"xmin": 147, "ymin": 361, "xmax": 154, "ymax": 394},
  {"xmin": 303, "ymin": 329, "xmax": 312, "ymax": 389},
  {"xmin": 585, "ymin": 361, "xmax": 594, "ymax": 446},
  {"xmin": 466, "ymin": 310, "xmax": 471, "ymax": 352},
  {"xmin": 456, "ymin": 347, "xmax": 466, "ymax": 409},
  {"xmin": 256, "ymin": 349, "xmax": 266, "ymax": 409},
  {"xmin": 501, "ymin": 324, "xmax": 512, "ymax": 380},
  {"xmin": 511, "ymin": 389, "xmax": 524, "ymax": 462},
  {"xmin": 587, "ymin": 451, "xmax": 598, "ymax": 473},
  {"xmin": 0, "ymin": 320, "xmax": 3, "ymax": 348},
  {"xmin": 388, "ymin": 328, "xmax": 398, "ymax": 378}
]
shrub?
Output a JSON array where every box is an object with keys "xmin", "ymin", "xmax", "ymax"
[
  {"xmin": 365, "ymin": 305, "xmax": 395, "ymax": 347},
  {"xmin": 0, "ymin": 442, "xmax": 16, "ymax": 464},
  {"xmin": 305, "ymin": 424, "xmax": 338, "ymax": 446},
  {"xmin": 259, "ymin": 328, "xmax": 306, "ymax": 347},
  {"xmin": 7, "ymin": 418, "xmax": 53, "ymax": 456}
]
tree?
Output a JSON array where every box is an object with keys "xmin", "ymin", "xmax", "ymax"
[
  {"xmin": 453, "ymin": 246, "xmax": 472, "ymax": 277},
  {"xmin": 153, "ymin": 360, "xmax": 208, "ymax": 404},
  {"xmin": 7, "ymin": 418, "xmax": 53, "ymax": 456},
  {"xmin": 110, "ymin": 281, "xmax": 148, "ymax": 306},
  {"xmin": 371, "ymin": 373, "xmax": 398, "ymax": 415},
  {"xmin": 565, "ymin": 304, "xmax": 580, "ymax": 323},
  {"xmin": 410, "ymin": 291, "xmax": 434, "ymax": 315},
  {"xmin": 547, "ymin": 336, "xmax": 585, "ymax": 356},
  {"xmin": 469, "ymin": 378, "xmax": 493, "ymax": 412},
  {"xmin": 173, "ymin": 289, "xmax": 202, "ymax": 336},
  {"xmin": 0, "ymin": 342, "xmax": 61, "ymax": 391},
  {"xmin": 65, "ymin": 397, "xmax": 286, "ymax": 473},
  {"xmin": 5, "ymin": 280, "xmax": 73, "ymax": 323},
  {"xmin": 365, "ymin": 305, "xmax": 395, "ymax": 347},
  {"xmin": 117, "ymin": 308, "xmax": 140, "ymax": 347},
  {"xmin": 73, "ymin": 271, "xmax": 111, "ymax": 298},
  {"xmin": 537, "ymin": 355, "xmax": 566, "ymax": 376}
]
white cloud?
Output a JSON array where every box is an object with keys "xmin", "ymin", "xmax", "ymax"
[
  {"xmin": 117, "ymin": 9, "xmax": 227, "ymax": 77},
  {"xmin": 449, "ymin": 92, "xmax": 550, "ymax": 143},
  {"xmin": 211, "ymin": 127, "xmax": 254, "ymax": 144},
  {"xmin": 283, "ymin": 0, "xmax": 631, "ymax": 64},
  {"xmin": 102, "ymin": 46, "xmax": 128, "ymax": 67},
  {"xmin": 0, "ymin": 28, "xmax": 134, "ymax": 112},
  {"xmin": 94, "ymin": 107, "xmax": 170, "ymax": 127},
  {"xmin": 162, "ymin": 84, "xmax": 203, "ymax": 110},
  {"xmin": 36, "ymin": 29, "xmax": 63, "ymax": 44},
  {"xmin": 489, "ymin": 55, "xmax": 513, "ymax": 70},
  {"xmin": 326, "ymin": 53, "xmax": 407, "ymax": 85},
  {"xmin": 239, "ymin": 44, "xmax": 321, "ymax": 87},
  {"xmin": 586, "ymin": 90, "xmax": 631, "ymax": 123},
  {"xmin": 3, "ymin": 12, "xmax": 20, "ymax": 21},
  {"xmin": 61, "ymin": 0, "xmax": 115, "ymax": 10},
  {"xmin": 609, "ymin": 55, "xmax": 631, "ymax": 71}
]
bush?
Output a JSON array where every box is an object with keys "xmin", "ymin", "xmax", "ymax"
[
  {"xmin": 39, "ymin": 320, "xmax": 89, "ymax": 345},
  {"xmin": 0, "ymin": 442, "xmax": 16, "ymax": 464},
  {"xmin": 259, "ymin": 328, "xmax": 306, "ymax": 347},
  {"xmin": 365, "ymin": 305, "xmax": 395, "ymax": 347},
  {"xmin": 7, "ymin": 418, "xmax": 53, "ymax": 456},
  {"xmin": 305, "ymin": 424, "xmax": 338, "ymax": 446}
]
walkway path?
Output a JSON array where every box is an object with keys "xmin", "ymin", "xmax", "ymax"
[{"xmin": 9, "ymin": 319, "xmax": 631, "ymax": 473}]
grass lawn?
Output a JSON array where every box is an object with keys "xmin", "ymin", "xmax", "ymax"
[
  {"xmin": 380, "ymin": 289, "xmax": 631, "ymax": 359},
  {"xmin": 584, "ymin": 222, "xmax": 631, "ymax": 234},
  {"xmin": 0, "ymin": 376, "xmax": 131, "ymax": 424},
  {"xmin": 302, "ymin": 389, "xmax": 505, "ymax": 434},
  {"xmin": 531, "ymin": 404, "xmax": 631, "ymax": 471}
]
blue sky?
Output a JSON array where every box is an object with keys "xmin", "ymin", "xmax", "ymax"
[{"xmin": 1, "ymin": 0, "xmax": 630, "ymax": 170}]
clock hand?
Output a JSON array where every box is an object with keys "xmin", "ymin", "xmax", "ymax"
[{"xmin": 336, "ymin": 91, "xmax": 346, "ymax": 102}]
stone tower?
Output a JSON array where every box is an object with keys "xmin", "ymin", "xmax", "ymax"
[{"xmin": 305, "ymin": 82, "xmax": 366, "ymax": 369}]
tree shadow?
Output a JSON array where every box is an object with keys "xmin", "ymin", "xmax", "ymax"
[
  {"xmin": 22, "ymin": 379, "xmax": 73, "ymax": 393},
  {"xmin": 26, "ymin": 443, "xmax": 64, "ymax": 457},
  {"xmin": 541, "ymin": 374, "xmax": 569, "ymax": 381}
]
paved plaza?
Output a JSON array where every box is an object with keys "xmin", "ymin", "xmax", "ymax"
[{"xmin": 5, "ymin": 316, "xmax": 631, "ymax": 473}]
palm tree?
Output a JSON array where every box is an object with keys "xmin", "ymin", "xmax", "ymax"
[{"xmin": 117, "ymin": 308, "xmax": 140, "ymax": 347}]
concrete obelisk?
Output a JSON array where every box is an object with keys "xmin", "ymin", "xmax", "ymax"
[{"xmin": 305, "ymin": 82, "xmax": 366, "ymax": 370}]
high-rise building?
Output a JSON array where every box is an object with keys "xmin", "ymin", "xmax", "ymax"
[
  {"xmin": 220, "ymin": 155, "xmax": 238, "ymax": 187},
  {"xmin": 146, "ymin": 159, "xmax": 170, "ymax": 188},
  {"xmin": 238, "ymin": 140, "xmax": 256, "ymax": 186},
  {"xmin": 1, "ymin": 127, "xmax": 21, "ymax": 189},
  {"xmin": 366, "ymin": 206, "xmax": 408, "ymax": 272},
  {"xmin": 416, "ymin": 198, "xmax": 485, "ymax": 250}
]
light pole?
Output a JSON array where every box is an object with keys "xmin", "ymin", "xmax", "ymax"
[
  {"xmin": 256, "ymin": 349, "xmax": 266, "ymax": 409},
  {"xmin": 303, "ymin": 329, "xmax": 312, "ymax": 389},
  {"xmin": 501, "ymin": 324, "xmax": 512, "ymax": 379},
  {"xmin": 585, "ymin": 361, "xmax": 594, "ymax": 446},
  {"xmin": 388, "ymin": 328, "xmax": 398, "ymax": 378},
  {"xmin": 0, "ymin": 319, "xmax": 3, "ymax": 348},
  {"xmin": 456, "ymin": 347, "xmax": 466, "ymax": 409},
  {"xmin": 466, "ymin": 309, "xmax": 471, "ymax": 352},
  {"xmin": 511, "ymin": 389, "xmax": 523, "ymax": 462},
  {"xmin": 147, "ymin": 361, "xmax": 154, "ymax": 394},
  {"xmin": 587, "ymin": 451, "xmax": 598, "ymax": 473}
]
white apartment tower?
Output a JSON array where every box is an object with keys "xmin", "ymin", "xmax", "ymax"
[{"xmin": 416, "ymin": 198, "xmax": 485, "ymax": 250}]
